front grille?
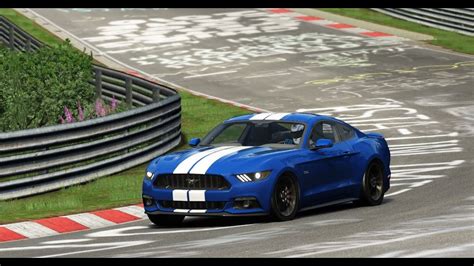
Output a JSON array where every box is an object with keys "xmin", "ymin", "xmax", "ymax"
[
  {"xmin": 154, "ymin": 174, "xmax": 230, "ymax": 190},
  {"xmin": 160, "ymin": 201, "xmax": 226, "ymax": 210}
]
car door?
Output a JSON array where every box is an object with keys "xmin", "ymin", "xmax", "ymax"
[
  {"xmin": 301, "ymin": 120, "xmax": 353, "ymax": 205},
  {"xmin": 334, "ymin": 122, "xmax": 360, "ymax": 198}
]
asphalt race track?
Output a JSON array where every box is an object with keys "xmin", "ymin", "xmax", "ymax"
[{"xmin": 1, "ymin": 8, "xmax": 473, "ymax": 257}]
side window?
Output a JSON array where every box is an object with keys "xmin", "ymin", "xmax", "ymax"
[
  {"xmin": 310, "ymin": 121, "xmax": 338, "ymax": 145},
  {"xmin": 336, "ymin": 123, "xmax": 355, "ymax": 141}
]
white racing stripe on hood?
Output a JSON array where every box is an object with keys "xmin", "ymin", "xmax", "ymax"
[
  {"xmin": 173, "ymin": 146, "xmax": 231, "ymax": 174},
  {"xmin": 249, "ymin": 113, "xmax": 273, "ymax": 120},
  {"xmin": 264, "ymin": 112, "xmax": 290, "ymax": 120},
  {"xmin": 189, "ymin": 146, "xmax": 252, "ymax": 174}
]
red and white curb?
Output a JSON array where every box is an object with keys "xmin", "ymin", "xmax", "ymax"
[
  {"xmin": 0, "ymin": 204, "xmax": 146, "ymax": 243},
  {"xmin": 267, "ymin": 8, "xmax": 405, "ymax": 41}
]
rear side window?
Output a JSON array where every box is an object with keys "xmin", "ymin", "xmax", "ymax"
[
  {"xmin": 310, "ymin": 121, "xmax": 338, "ymax": 144},
  {"xmin": 336, "ymin": 123, "xmax": 355, "ymax": 141}
]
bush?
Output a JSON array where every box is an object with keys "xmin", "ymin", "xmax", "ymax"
[{"xmin": 0, "ymin": 41, "xmax": 94, "ymax": 132}]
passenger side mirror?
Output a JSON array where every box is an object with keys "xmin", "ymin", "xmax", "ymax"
[
  {"xmin": 311, "ymin": 138, "xmax": 333, "ymax": 150},
  {"xmin": 188, "ymin": 138, "xmax": 201, "ymax": 147}
]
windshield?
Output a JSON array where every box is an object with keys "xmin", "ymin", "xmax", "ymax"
[{"xmin": 200, "ymin": 121, "xmax": 306, "ymax": 148}]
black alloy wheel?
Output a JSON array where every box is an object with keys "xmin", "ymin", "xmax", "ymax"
[
  {"xmin": 360, "ymin": 161, "xmax": 385, "ymax": 206},
  {"xmin": 271, "ymin": 174, "xmax": 299, "ymax": 221}
]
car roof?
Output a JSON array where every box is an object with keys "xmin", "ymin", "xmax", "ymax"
[{"xmin": 224, "ymin": 112, "xmax": 342, "ymax": 124}]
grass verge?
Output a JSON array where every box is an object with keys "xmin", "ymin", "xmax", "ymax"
[
  {"xmin": 0, "ymin": 9, "xmax": 63, "ymax": 46},
  {"xmin": 0, "ymin": 9, "xmax": 250, "ymax": 224},
  {"xmin": 320, "ymin": 8, "xmax": 474, "ymax": 55}
]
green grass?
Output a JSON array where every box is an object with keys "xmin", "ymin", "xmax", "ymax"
[
  {"xmin": 320, "ymin": 8, "xmax": 474, "ymax": 55},
  {"xmin": 0, "ymin": 90, "xmax": 249, "ymax": 224},
  {"xmin": 0, "ymin": 9, "xmax": 63, "ymax": 46}
]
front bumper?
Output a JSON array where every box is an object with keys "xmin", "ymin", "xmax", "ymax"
[
  {"xmin": 142, "ymin": 174, "xmax": 274, "ymax": 216},
  {"xmin": 145, "ymin": 210, "xmax": 268, "ymax": 217}
]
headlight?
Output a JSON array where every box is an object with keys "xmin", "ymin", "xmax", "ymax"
[
  {"xmin": 235, "ymin": 171, "xmax": 271, "ymax": 182},
  {"xmin": 145, "ymin": 171, "xmax": 154, "ymax": 180}
]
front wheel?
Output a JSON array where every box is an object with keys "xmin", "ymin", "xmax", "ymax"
[
  {"xmin": 147, "ymin": 214, "xmax": 185, "ymax": 227},
  {"xmin": 359, "ymin": 161, "xmax": 385, "ymax": 206},
  {"xmin": 270, "ymin": 174, "xmax": 300, "ymax": 221}
]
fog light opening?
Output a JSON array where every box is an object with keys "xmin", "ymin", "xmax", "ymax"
[
  {"xmin": 234, "ymin": 197, "xmax": 260, "ymax": 209},
  {"xmin": 143, "ymin": 196, "xmax": 154, "ymax": 207}
]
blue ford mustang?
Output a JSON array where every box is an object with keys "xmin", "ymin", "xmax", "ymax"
[{"xmin": 142, "ymin": 112, "xmax": 391, "ymax": 225}]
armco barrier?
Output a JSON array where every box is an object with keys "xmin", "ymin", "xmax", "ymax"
[
  {"xmin": 0, "ymin": 16, "xmax": 182, "ymax": 200},
  {"xmin": 372, "ymin": 8, "xmax": 474, "ymax": 36}
]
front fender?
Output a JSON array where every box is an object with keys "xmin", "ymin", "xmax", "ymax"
[{"xmin": 270, "ymin": 166, "xmax": 302, "ymax": 209}]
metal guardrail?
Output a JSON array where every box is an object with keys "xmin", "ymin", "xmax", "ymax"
[
  {"xmin": 0, "ymin": 16, "xmax": 182, "ymax": 200},
  {"xmin": 372, "ymin": 8, "xmax": 474, "ymax": 36},
  {"xmin": 0, "ymin": 16, "xmax": 42, "ymax": 51}
]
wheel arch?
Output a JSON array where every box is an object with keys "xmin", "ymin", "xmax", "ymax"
[
  {"xmin": 272, "ymin": 169, "xmax": 302, "ymax": 210},
  {"xmin": 368, "ymin": 157, "xmax": 384, "ymax": 170}
]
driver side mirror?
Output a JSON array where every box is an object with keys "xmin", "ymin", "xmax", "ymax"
[
  {"xmin": 188, "ymin": 138, "xmax": 201, "ymax": 147},
  {"xmin": 311, "ymin": 138, "xmax": 333, "ymax": 150}
]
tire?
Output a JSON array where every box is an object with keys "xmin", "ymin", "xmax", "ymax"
[
  {"xmin": 147, "ymin": 214, "xmax": 185, "ymax": 227},
  {"xmin": 270, "ymin": 173, "xmax": 300, "ymax": 221},
  {"xmin": 359, "ymin": 161, "xmax": 385, "ymax": 206}
]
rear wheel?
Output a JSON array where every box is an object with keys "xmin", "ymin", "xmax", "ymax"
[
  {"xmin": 271, "ymin": 174, "xmax": 299, "ymax": 221},
  {"xmin": 147, "ymin": 214, "xmax": 185, "ymax": 227},
  {"xmin": 359, "ymin": 161, "xmax": 385, "ymax": 206}
]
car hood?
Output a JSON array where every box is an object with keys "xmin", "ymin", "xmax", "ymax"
[{"xmin": 150, "ymin": 145, "xmax": 298, "ymax": 175}]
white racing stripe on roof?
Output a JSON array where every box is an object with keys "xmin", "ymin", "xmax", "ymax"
[
  {"xmin": 264, "ymin": 113, "xmax": 290, "ymax": 120},
  {"xmin": 4, "ymin": 222, "xmax": 58, "ymax": 238},
  {"xmin": 173, "ymin": 146, "xmax": 230, "ymax": 174},
  {"xmin": 189, "ymin": 146, "xmax": 252, "ymax": 174},
  {"xmin": 249, "ymin": 113, "xmax": 273, "ymax": 120}
]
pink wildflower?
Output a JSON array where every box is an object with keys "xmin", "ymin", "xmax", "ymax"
[
  {"xmin": 64, "ymin": 106, "xmax": 75, "ymax": 123},
  {"xmin": 111, "ymin": 95, "xmax": 118, "ymax": 112},
  {"xmin": 95, "ymin": 99, "xmax": 107, "ymax": 117},
  {"xmin": 59, "ymin": 116, "xmax": 65, "ymax": 124},
  {"xmin": 77, "ymin": 100, "xmax": 84, "ymax": 121}
]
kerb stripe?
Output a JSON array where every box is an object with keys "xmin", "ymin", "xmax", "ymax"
[
  {"xmin": 35, "ymin": 217, "xmax": 88, "ymax": 233},
  {"xmin": 3, "ymin": 222, "xmax": 58, "ymax": 238},
  {"xmin": 0, "ymin": 227, "xmax": 26, "ymax": 242},
  {"xmin": 66, "ymin": 213, "xmax": 116, "ymax": 229},
  {"xmin": 91, "ymin": 209, "xmax": 140, "ymax": 224}
]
